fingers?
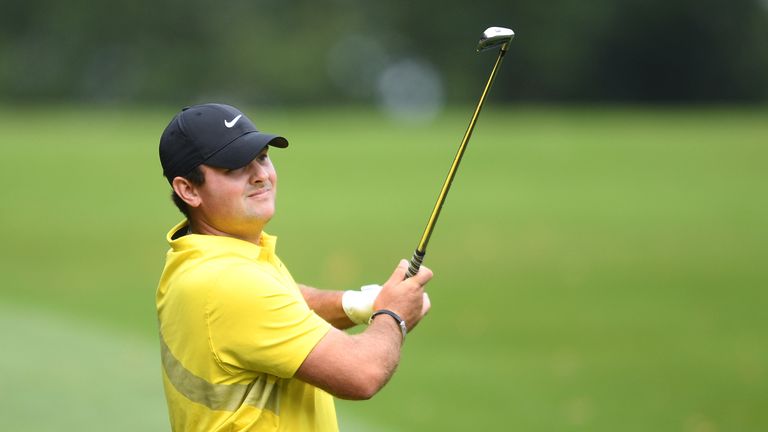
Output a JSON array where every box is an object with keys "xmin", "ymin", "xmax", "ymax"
[
  {"xmin": 384, "ymin": 261, "xmax": 432, "ymax": 290},
  {"xmin": 384, "ymin": 259, "xmax": 409, "ymax": 288},
  {"xmin": 410, "ymin": 264, "xmax": 433, "ymax": 286}
]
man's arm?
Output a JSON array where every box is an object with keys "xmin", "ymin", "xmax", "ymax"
[
  {"xmin": 295, "ymin": 260, "xmax": 432, "ymax": 400},
  {"xmin": 298, "ymin": 285, "xmax": 356, "ymax": 330}
]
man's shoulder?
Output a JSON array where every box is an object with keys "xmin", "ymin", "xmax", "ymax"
[
  {"xmin": 182, "ymin": 254, "xmax": 273, "ymax": 283},
  {"xmin": 211, "ymin": 261, "xmax": 288, "ymax": 294}
]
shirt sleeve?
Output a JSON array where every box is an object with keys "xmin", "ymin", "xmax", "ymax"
[{"xmin": 205, "ymin": 264, "xmax": 331, "ymax": 378}]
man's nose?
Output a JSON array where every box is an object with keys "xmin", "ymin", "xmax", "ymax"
[{"xmin": 247, "ymin": 160, "xmax": 268, "ymax": 181}]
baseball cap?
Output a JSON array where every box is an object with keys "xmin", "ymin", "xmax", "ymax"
[{"xmin": 159, "ymin": 103, "xmax": 288, "ymax": 183}]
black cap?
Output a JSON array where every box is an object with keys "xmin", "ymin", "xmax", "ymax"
[{"xmin": 159, "ymin": 103, "xmax": 288, "ymax": 183}]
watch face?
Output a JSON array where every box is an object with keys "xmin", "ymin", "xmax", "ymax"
[{"xmin": 399, "ymin": 321, "xmax": 408, "ymax": 340}]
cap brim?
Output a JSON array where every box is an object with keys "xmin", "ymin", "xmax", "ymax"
[{"xmin": 204, "ymin": 131, "xmax": 289, "ymax": 169}]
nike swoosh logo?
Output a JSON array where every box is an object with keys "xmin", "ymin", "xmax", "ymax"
[{"xmin": 224, "ymin": 114, "xmax": 242, "ymax": 128}]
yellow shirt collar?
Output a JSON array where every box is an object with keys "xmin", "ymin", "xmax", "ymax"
[{"xmin": 166, "ymin": 220, "xmax": 278, "ymax": 261}]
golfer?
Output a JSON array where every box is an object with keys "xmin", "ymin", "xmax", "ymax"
[{"xmin": 156, "ymin": 103, "xmax": 432, "ymax": 431}]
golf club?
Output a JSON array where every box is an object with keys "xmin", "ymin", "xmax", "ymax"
[{"xmin": 405, "ymin": 26, "xmax": 514, "ymax": 279}]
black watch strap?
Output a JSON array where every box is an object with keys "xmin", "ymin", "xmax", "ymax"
[{"xmin": 369, "ymin": 309, "xmax": 407, "ymax": 342}]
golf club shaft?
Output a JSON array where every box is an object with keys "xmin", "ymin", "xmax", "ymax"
[{"xmin": 406, "ymin": 44, "xmax": 509, "ymax": 279}]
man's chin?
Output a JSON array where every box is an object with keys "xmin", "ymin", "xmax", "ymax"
[{"xmin": 246, "ymin": 209, "xmax": 275, "ymax": 225}]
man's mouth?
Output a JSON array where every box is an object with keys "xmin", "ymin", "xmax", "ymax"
[{"xmin": 247, "ymin": 186, "xmax": 271, "ymax": 198}]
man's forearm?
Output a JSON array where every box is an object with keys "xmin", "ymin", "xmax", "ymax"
[
  {"xmin": 299, "ymin": 285, "xmax": 356, "ymax": 329},
  {"xmin": 295, "ymin": 315, "xmax": 403, "ymax": 400}
]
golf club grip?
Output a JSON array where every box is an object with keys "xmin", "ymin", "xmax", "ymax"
[{"xmin": 405, "ymin": 249, "xmax": 426, "ymax": 279}]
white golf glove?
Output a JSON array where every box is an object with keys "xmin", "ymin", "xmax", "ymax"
[{"xmin": 342, "ymin": 284, "xmax": 382, "ymax": 325}]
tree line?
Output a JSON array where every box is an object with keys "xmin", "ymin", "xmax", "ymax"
[{"xmin": 2, "ymin": 0, "xmax": 766, "ymax": 104}]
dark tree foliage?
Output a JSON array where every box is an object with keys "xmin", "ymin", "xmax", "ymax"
[{"xmin": 1, "ymin": 0, "xmax": 766, "ymax": 103}]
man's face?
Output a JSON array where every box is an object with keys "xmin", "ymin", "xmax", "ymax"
[{"xmin": 194, "ymin": 147, "xmax": 277, "ymax": 237}]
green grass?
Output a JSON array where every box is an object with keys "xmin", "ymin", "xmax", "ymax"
[{"xmin": 1, "ymin": 104, "xmax": 766, "ymax": 431}]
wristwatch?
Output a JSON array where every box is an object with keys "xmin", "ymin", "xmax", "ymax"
[{"xmin": 369, "ymin": 309, "xmax": 407, "ymax": 342}]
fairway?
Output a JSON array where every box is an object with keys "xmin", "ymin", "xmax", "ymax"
[{"xmin": 0, "ymin": 105, "xmax": 766, "ymax": 431}]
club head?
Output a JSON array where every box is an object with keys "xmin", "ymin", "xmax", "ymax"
[{"xmin": 476, "ymin": 27, "xmax": 515, "ymax": 52}]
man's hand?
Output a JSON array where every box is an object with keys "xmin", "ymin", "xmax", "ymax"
[{"xmin": 373, "ymin": 259, "xmax": 433, "ymax": 332}]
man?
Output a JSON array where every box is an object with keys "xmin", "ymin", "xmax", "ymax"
[{"xmin": 156, "ymin": 103, "xmax": 432, "ymax": 432}]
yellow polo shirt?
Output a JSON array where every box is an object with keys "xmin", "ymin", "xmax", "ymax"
[{"xmin": 156, "ymin": 220, "xmax": 336, "ymax": 432}]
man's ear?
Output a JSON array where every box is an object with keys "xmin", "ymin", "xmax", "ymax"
[{"xmin": 172, "ymin": 177, "xmax": 202, "ymax": 208}]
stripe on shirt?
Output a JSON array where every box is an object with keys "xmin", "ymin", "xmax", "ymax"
[{"xmin": 160, "ymin": 335, "xmax": 280, "ymax": 413}]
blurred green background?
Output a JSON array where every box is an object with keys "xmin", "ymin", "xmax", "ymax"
[{"xmin": 1, "ymin": 0, "xmax": 767, "ymax": 431}]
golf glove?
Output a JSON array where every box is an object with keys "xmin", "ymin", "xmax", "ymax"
[{"xmin": 342, "ymin": 284, "xmax": 382, "ymax": 325}]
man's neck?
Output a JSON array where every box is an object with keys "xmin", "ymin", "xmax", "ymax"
[{"xmin": 188, "ymin": 218, "xmax": 264, "ymax": 245}]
